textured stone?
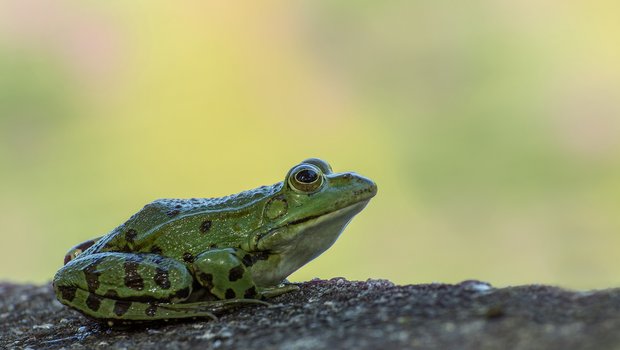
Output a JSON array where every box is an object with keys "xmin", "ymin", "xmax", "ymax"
[{"xmin": 1, "ymin": 279, "xmax": 620, "ymax": 349}]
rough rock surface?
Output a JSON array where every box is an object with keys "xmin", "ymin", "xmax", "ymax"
[{"xmin": 1, "ymin": 279, "xmax": 620, "ymax": 349}]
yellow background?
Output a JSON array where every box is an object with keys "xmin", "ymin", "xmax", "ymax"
[{"xmin": 1, "ymin": 1, "xmax": 620, "ymax": 289}]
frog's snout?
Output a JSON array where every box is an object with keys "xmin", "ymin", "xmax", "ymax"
[
  {"xmin": 364, "ymin": 176, "xmax": 378, "ymax": 197},
  {"xmin": 344, "ymin": 172, "xmax": 377, "ymax": 200}
]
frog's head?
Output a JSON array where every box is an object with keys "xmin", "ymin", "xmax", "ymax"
[{"xmin": 246, "ymin": 158, "xmax": 377, "ymax": 287}]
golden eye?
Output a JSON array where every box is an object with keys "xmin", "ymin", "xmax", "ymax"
[
  {"xmin": 295, "ymin": 168, "xmax": 318, "ymax": 183},
  {"xmin": 288, "ymin": 164, "xmax": 323, "ymax": 193}
]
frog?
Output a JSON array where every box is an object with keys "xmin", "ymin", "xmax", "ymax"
[{"xmin": 53, "ymin": 158, "xmax": 377, "ymax": 324}]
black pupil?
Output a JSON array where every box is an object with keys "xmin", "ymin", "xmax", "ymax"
[{"xmin": 295, "ymin": 169, "xmax": 318, "ymax": 184}]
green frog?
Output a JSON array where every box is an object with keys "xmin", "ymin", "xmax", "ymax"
[{"xmin": 53, "ymin": 158, "xmax": 377, "ymax": 324}]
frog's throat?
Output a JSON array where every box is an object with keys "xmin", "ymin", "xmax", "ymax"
[{"xmin": 249, "ymin": 200, "xmax": 370, "ymax": 287}]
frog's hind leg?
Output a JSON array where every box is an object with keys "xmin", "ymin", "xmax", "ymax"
[
  {"xmin": 54, "ymin": 252, "xmax": 198, "ymax": 321},
  {"xmin": 65, "ymin": 288, "xmax": 269, "ymax": 324},
  {"xmin": 63, "ymin": 236, "xmax": 103, "ymax": 265},
  {"xmin": 62, "ymin": 288, "xmax": 222, "ymax": 324}
]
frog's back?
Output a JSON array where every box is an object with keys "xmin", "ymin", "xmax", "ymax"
[
  {"xmin": 137, "ymin": 183, "xmax": 283, "ymax": 227},
  {"xmin": 84, "ymin": 184, "xmax": 283, "ymax": 254}
]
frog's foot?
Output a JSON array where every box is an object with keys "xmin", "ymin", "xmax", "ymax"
[
  {"xmin": 57, "ymin": 288, "xmax": 219, "ymax": 322},
  {"xmin": 63, "ymin": 236, "xmax": 102, "ymax": 265},
  {"xmin": 59, "ymin": 288, "xmax": 271, "ymax": 324},
  {"xmin": 260, "ymin": 283, "xmax": 300, "ymax": 298},
  {"xmin": 159, "ymin": 298, "xmax": 271, "ymax": 316}
]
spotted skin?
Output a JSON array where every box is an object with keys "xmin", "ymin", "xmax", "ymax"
[
  {"xmin": 55, "ymin": 245, "xmax": 283, "ymax": 322},
  {"xmin": 199, "ymin": 220, "xmax": 212, "ymax": 233},
  {"xmin": 182, "ymin": 252, "xmax": 195, "ymax": 263},
  {"xmin": 58, "ymin": 285, "xmax": 77, "ymax": 302},
  {"xmin": 228, "ymin": 265, "xmax": 244, "ymax": 282},
  {"xmin": 53, "ymin": 158, "xmax": 377, "ymax": 323},
  {"xmin": 154, "ymin": 268, "xmax": 171, "ymax": 289},
  {"xmin": 244, "ymin": 286, "xmax": 257, "ymax": 298},
  {"xmin": 150, "ymin": 246, "xmax": 163, "ymax": 255},
  {"xmin": 191, "ymin": 248, "xmax": 257, "ymax": 301},
  {"xmin": 145, "ymin": 303, "xmax": 158, "ymax": 317},
  {"xmin": 86, "ymin": 293, "xmax": 102, "ymax": 311},
  {"xmin": 125, "ymin": 229, "xmax": 137, "ymax": 243},
  {"xmin": 114, "ymin": 300, "xmax": 131, "ymax": 316}
]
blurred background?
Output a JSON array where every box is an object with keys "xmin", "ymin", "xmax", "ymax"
[{"xmin": 1, "ymin": 1, "xmax": 619, "ymax": 290}]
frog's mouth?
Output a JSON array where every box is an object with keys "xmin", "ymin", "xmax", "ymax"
[{"xmin": 250, "ymin": 200, "xmax": 371, "ymax": 287}]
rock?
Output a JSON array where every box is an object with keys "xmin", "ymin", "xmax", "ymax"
[{"xmin": 1, "ymin": 279, "xmax": 620, "ymax": 349}]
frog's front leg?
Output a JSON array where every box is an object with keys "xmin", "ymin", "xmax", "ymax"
[
  {"xmin": 53, "ymin": 252, "xmax": 207, "ymax": 321},
  {"xmin": 191, "ymin": 248, "xmax": 299, "ymax": 300},
  {"xmin": 192, "ymin": 248, "xmax": 260, "ymax": 300}
]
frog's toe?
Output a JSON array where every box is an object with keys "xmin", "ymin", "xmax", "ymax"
[{"xmin": 260, "ymin": 283, "xmax": 300, "ymax": 298}]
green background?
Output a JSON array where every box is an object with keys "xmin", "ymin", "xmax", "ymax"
[{"xmin": 1, "ymin": 1, "xmax": 620, "ymax": 289}]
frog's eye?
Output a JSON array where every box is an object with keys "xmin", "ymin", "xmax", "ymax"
[{"xmin": 288, "ymin": 164, "xmax": 324, "ymax": 193}]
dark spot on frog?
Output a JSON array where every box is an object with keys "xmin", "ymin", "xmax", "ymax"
[
  {"xmin": 242, "ymin": 254, "xmax": 253, "ymax": 267},
  {"xmin": 182, "ymin": 252, "xmax": 195, "ymax": 263},
  {"xmin": 57, "ymin": 285, "xmax": 77, "ymax": 302},
  {"xmin": 83, "ymin": 260, "xmax": 102, "ymax": 292},
  {"xmin": 175, "ymin": 204, "xmax": 182, "ymax": 209},
  {"xmin": 124, "ymin": 260, "xmax": 144, "ymax": 291},
  {"xmin": 86, "ymin": 293, "xmax": 102, "ymax": 311},
  {"xmin": 113, "ymin": 300, "xmax": 131, "ymax": 316},
  {"xmin": 254, "ymin": 251, "xmax": 270, "ymax": 262},
  {"xmin": 116, "ymin": 244, "xmax": 131, "ymax": 253},
  {"xmin": 197, "ymin": 272, "xmax": 214, "ymax": 289},
  {"xmin": 240, "ymin": 252, "xmax": 269, "ymax": 267},
  {"xmin": 244, "ymin": 286, "xmax": 257, "ymax": 298},
  {"xmin": 199, "ymin": 220, "xmax": 212, "ymax": 233},
  {"xmin": 150, "ymin": 246, "xmax": 163, "ymax": 255},
  {"xmin": 173, "ymin": 287, "xmax": 191, "ymax": 300},
  {"xmin": 125, "ymin": 229, "xmax": 137, "ymax": 243},
  {"xmin": 225, "ymin": 288, "xmax": 236, "ymax": 299},
  {"xmin": 145, "ymin": 302, "xmax": 158, "ymax": 317},
  {"xmin": 154, "ymin": 268, "xmax": 171, "ymax": 289},
  {"xmin": 166, "ymin": 209, "xmax": 180, "ymax": 217},
  {"xmin": 228, "ymin": 265, "xmax": 245, "ymax": 282},
  {"xmin": 104, "ymin": 289, "xmax": 119, "ymax": 298}
]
